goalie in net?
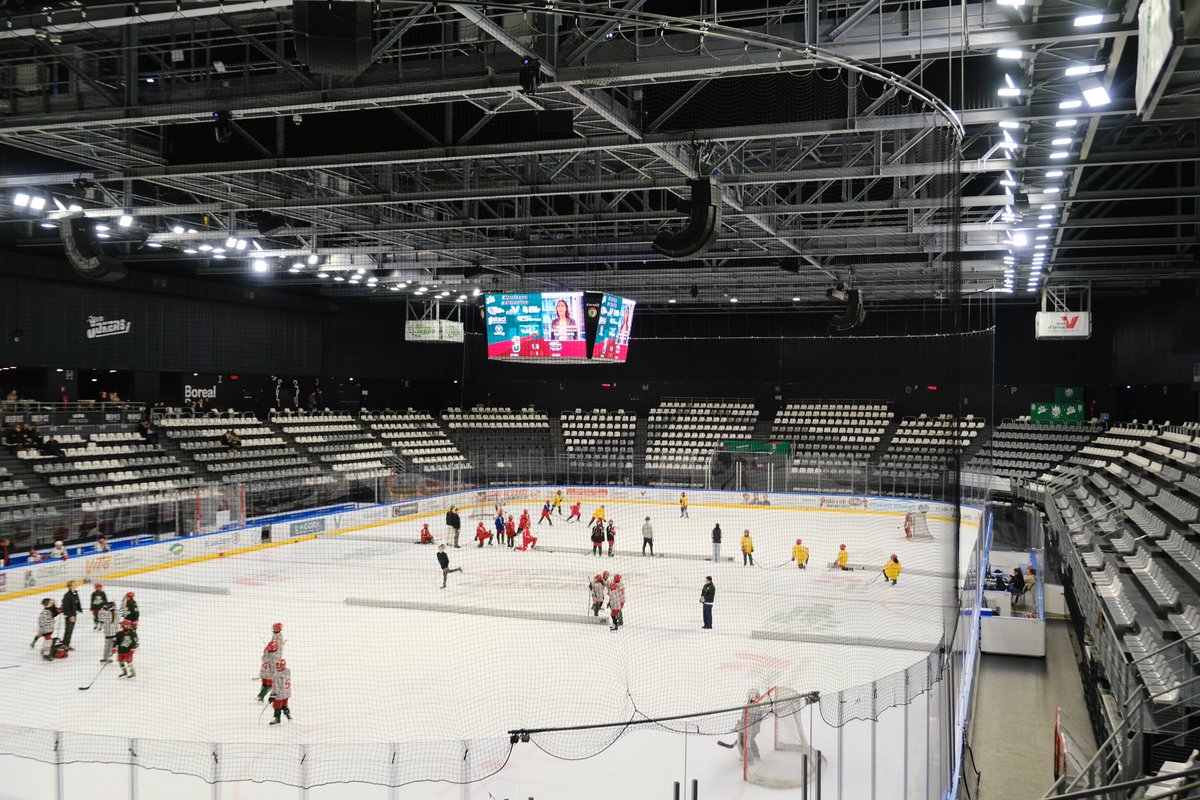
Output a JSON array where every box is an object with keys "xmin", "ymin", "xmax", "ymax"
[
  {"xmin": 904, "ymin": 509, "xmax": 934, "ymax": 541},
  {"xmin": 741, "ymin": 687, "xmax": 824, "ymax": 789}
]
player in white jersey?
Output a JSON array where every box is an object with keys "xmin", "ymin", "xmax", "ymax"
[
  {"xmin": 269, "ymin": 659, "xmax": 293, "ymax": 725},
  {"xmin": 32, "ymin": 598, "xmax": 57, "ymax": 660},
  {"xmin": 98, "ymin": 602, "xmax": 119, "ymax": 663},
  {"xmin": 267, "ymin": 622, "xmax": 284, "ymax": 656},
  {"xmin": 257, "ymin": 639, "xmax": 280, "ymax": 701},
  {"xmin": 607, "ymin": 574, "xmax": 626, "ymax": 631}
]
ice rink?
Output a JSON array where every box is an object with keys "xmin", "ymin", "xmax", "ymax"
[{"xmin": 0, "ymin": 493, "xmax": 976, "ymax": 799}]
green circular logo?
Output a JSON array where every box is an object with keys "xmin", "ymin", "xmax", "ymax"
[
  {"xmin": 587, "ymin": 307, "xmax": 598, "ymax": 318},
  {"xmin": 169, "ymin": 543, "xmax": 184, "ymax": 555}
]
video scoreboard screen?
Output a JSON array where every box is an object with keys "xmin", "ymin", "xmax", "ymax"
[{"xmin": 484, "ymin": 291, "xmax": 634, "ymax": 362}]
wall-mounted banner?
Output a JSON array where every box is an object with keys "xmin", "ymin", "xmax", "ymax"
[
  {"xmin": 1035, "ymin": 311, "xmax": 1091, "ymax": 340},
  {"xmin": 406, "ymin": 319, "xmax": 465, "ymax": 344},
  {"xmin": 86, "ymin": 315, "xmax": 133, "ymax": 339}
]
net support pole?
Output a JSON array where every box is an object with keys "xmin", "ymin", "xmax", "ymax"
[
  {"xmin": 802, "ymin": 754, "xmax": 809, "ymax": 800},
  {"xmin": 815, "ymin": 750, "xmax": 822, "ymax": 800},
  {"xmin": 55, "ymin": 732, "xmax": 63, "ymax": 800},
  {"xmin": 130, "ymin": 738, "xmax": 138, "ymax": 800}
]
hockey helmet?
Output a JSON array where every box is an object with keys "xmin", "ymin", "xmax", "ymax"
[
  {"xmin": 645, "ymin": 516, "xmax": 651, "ymax": 521},
  {"xmin": 275, "ymin": 658, "xmax": 287, "ymax": 671},
  {"xmin": 891, "ymin": 554, "xmax": 899, "ymax": 561},
  {"xmin": 612, "ymin": 573, "xmax": 622, "ymax": 583},
  {"xmin": 54, "ymin": 540, "xmax": 63, "ymax": 547},
  {"xmin": 125, "ymin": 591, "xmax": 135, "ymax": 598},
  {"xmin": 120, "ymin": 619, "xmax": 132, "ymax": 628},
  {"xmin": 94, "ymin": 583, "xmax": 103, "ymax": 589},
  {"xmin": 266, "ymin": 640, "xmax": 279, "ymax": 652},
  {"xmin": 839, "ymin": 544, "xmax": 846, "ymax": 550},
  {"xmin": 41, "ymin": 597, "xmax": 53, "ymax": 606},
  {"xmin": 272, "ymin": 622, "xmax": 283, "ymax": 632},
  {"xmin": 796, "ymin": 539, "xmax": 802, "ymax": 545}
]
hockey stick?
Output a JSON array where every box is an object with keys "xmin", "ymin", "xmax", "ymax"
[
  {"xmin": 79, "ymin": 659, "xmax": 110, "ymax": 690},
  {"xmin": 716, "ymin": 740, "xmax": 737, "ymax": 749},
  {"xmin": 0, "ymin": 665, "xmax": 21, "ymax": 670}
]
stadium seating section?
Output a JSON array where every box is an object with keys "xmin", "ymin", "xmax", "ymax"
[
  {"xmin": 561, "ymin": 409, "xmax": 636, "ymax": 469},
  {"xmin": 442, "ymin": 407, "xmax": 552, "ymax": 470},
  {"xmin": 644, "ymin": 401, "xmax": 758, "ymax": 472},
  {"xmin": 360, "ymin": 410, "xmax": 469, "ymax": 473},
  {"xmin": 271, "ymin": 410, "xmax": 397, "ymax": 480}
]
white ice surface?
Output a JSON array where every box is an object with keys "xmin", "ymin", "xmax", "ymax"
[{"xmin": 0, "ymin": 498, "xmax": 974, "ymax": 799}]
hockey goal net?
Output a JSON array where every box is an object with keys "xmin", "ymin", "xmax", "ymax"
[
  {"xmin": 904, "ymin": 509, "xmax": 934, "ymax": 541},
  {"xmin": 742, "ymin": 686, "xmax": 822, "ymax": 790}
]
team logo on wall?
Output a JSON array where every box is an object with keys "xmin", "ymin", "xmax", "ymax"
[{"xmin": 86, "ymin": 315, "xmax": 132, "ymax": 338}]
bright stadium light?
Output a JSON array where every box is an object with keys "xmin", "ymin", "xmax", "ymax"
[
  {"xmin": 1038, "ymin": 223, "xmax": 1051, "ymax": 228},
  {"xmin": 225, "ymin": 236, "xmax": 237, "ymax": 248},
  {"xmin": 1049, "ymin": 151, "xmax": 1070, "ymax": 159},
  {"xmin": 317, "ymin": 272, "xmax": 329, "ymax": 279},
  {"xmin": 1045, "ymin": 170, "xmax": 1064, "ymax": 178},
  {"xmin": 996, "ymin": 49, "xmax": 1024, "ymax": 59},
  {"xmin": 28, "ymin": 196, "xmax": 46, "ymax": 211},
  {"xmin": 118, "ymin": 214, "xmax": 133, "ymax": 228},
  {"xmin": 307, "ymin": 254, "xmax": 319, "ymax": 265},
  {"xmin": 1051, "ymin": 137, "xmax": 1072, "ymax": 146},
  {"xmin": 235, "ymin": 239, "xmax": 248, "ymax": 251},
  {"xmin": 1055, "ymin": 119, "xmax": 1078, "ymax": 128},
  {"xmin": 388, "ymin": 285, "xmax": 400, "ymax": 291},
  {"xmin": 999, "ymin": 120, "xmax": 1021, "ymax": 129},
  {"xmin": 1081, "ymin": 78, "xmax": 1111, "ymax": 107},
  {"xmin": 1074, "ymin": 13, "xmax": 1103, "ymax": 26},
  {"xmin": 12, "ymin": 192, "xmax": 30, "ymax": 207},
  {"xmin": 1059, "ymin": 99, "xmax": 1083, "ymax": 109},
  {"xmin": 334, "ymin": 275, "xmax": 345, "ymax": 282},
  {"xmin": 251, "ymin": 259, "xmax": 269, "ymax": 273}
]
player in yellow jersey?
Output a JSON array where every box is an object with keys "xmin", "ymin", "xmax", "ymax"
[
  {"xmin": 588, "ymin": 504, "xmax": 606, "ymax": 528},
  {"xmin": 836, "ymin": 544, "xmax": 849, "ymax": 570},
  {"xmin": 679, "ymin": 492, "xmax": 689, "ymax": 518},
  {"xmin": 791, "ymin": 538, "xmax": 809, "ymax": 570},
  {"xmin": 551, "ymin": 489, "xmax": 565, "ymax": 516},
  {"xmin": 882, "ymin": 554, "xmax": 902, "ymax": 585}
]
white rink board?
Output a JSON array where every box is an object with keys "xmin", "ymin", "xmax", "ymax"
[{"xmin": 0, "ymin": 488, "xmax": 978, "ymax": 799}]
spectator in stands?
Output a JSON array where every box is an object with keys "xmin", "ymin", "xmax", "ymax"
[
  {"xmin": 59, "ymin": 386, "xmax": 69, "ymax": 407},
  {"xmin": 1008, "ymin": 567, "xmax": 1025, "ymax": 608},
  {"xmin": 222, "ymin": 429, "xmax": 242, "ymax": 450},
  {"xmin": 3, "ymin": 389, "xmax": 17, "ymax": 405},
  {"xmin": 26, "ymin": 425, "xmax": 44, "ymax": 448},
  {"xmin": 40, "ymin": 435, "xmax": 67, "ymax": 462},
  {"xmin": 27, "ymin": 547, "xmax": 43, "ymax": 563},
  {"xmin": 4, "ymin": 422, "xmax": 26, "ymax": 449},
  {"xmin": 99, "ymin": 391, "xmax": 109, "ymax": 403},
  {"xmin": 97, "ymin": 536, "xmax": 110, "ymax": 553},
  {"xmin": 138, "ymin": 420, "xmax": 159, "ymax": 445},
  {"xmin": 0, "ymin": 537, "xmax": 9, "ymax": 567},
  {"xmin": 50, "ymin": 540, "xmax": 68, "ymax": 561}
]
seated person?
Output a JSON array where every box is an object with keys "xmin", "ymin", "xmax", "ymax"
[
  {"xmin": 138, "ymin": 420, "xmax": 159, "ymax": 444},
  {"xmin": 4, "ymin": 423, "xmax": 26, "ymax": 449},
  {"xmin": 416, "ymin": 523, "xmax": 434, "ymax": 544},
  {"xmin": 222, "ymin": 430, "xmax": 242, "ymax": 449},
  {"xmin": 40, "ymin": 436, "xmax": 67, "ymax": 462}
]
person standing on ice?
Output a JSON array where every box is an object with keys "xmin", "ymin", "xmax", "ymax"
[
  {"xmin": 445, "ymin": 506, "xmax": 461, "ymax": 548},
  {"xmin": 257, "ymin": 639, "xmax": 280, "ymax": 701},
  {"xmin": 589, "ymin": 572, "xmax": 609, "ymax": 618},
  {"xmin": 740, "ymin": 530, "xmax": 754, "ymax": 566},
  {"xmin": 836, "ymin": 543, "xmax": 850, "ymax": 571},
  {"xmin": 551, "ymin": 489, "xmax": 565, "ymax": 517},
  {"xmin": 121, "ymin": 592, "xmax": 139, "ymax": 624},
  {"xmin": 90, "ymin": 583, "xmax": 108, "ymax": 630},
  {"xmin": 567, "ymin": 501, "xmax": 582, "ymax": 523},
  {"xmin": 269, "ymin": 659, "xmax": 292, "ymax": 725},
  {"xmin": 98, "ymin": 601, "xmax": 118, "ymax": 663},
  {"xmin": 114, "ymin": 619, "xmax": 138, "ymax": 678},
  {"xmin": 700, "ymin": 577, "xmax": 715, "ymax": 629},
  {"xmin": 791, "ymin": 538, "xmax": 809, "ymax": 570},
  {"xmin": 711, "ymin": 523, "xmax": 723, "ymax": 562},
  {"xmin": 539, "ymin": 501, "xmax": 554, "ymax": 526},
  {"xmin": 641, "ymin": 516, "xmax": 654, "ymax": 556},
  {"xmin": 494, "ymin": 510, "xmax": 506, "ymax": 542},
  {"xmin": 60, "ymin": 580, "xmax": 82, "ymax": 651},
  {"xmin": 505, "ymin": 515, "xmax": 517, "ymax": 547},
  {"xmin": 883, "ymin": 554, "xmax": 902, "ymax": 586},
  {"xmin": 437, "ymin": 545, "xmax": 463, "ymax": 588},
  {"xmin": 605, "ymin": 520, "xmax": 617, "ymax": 557},
  {"xmin": 518, "ymin": 508, "xmax": 532, "ymax": 536},
  {"xmin": 590, "ymin": 521, "xmax": 605, "ymax": 556},
  {"xmin": 679, "ymin": 492, "xmax": 689, "ymax": 518},
  {"xmin": 607, "ymin": 574, "xmax": 625, "ymax": 631}
]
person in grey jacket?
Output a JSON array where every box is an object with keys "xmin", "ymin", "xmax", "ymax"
[
  {"xmin": 711, "ymin": 523, "xmax": 722, "ymax": 562},
  {"xmin": 641, "ymin": 516, "xmax": 654, "ymax": 556}
]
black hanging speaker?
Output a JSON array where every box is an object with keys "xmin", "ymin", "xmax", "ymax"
[
  {"xmin": 62, "ymin": 215, "xmax": 127, "ymax": 282},
  {"xmin": 652, "ymin": 177, "xmax": 721, "ymax": 261},
  {"xmin": 293, "ymin": 0, "xmax": 374, "ymax": 77},
  {"xmin": 829, "ymin": 289, "xmax": 866, "ymax": 331}
]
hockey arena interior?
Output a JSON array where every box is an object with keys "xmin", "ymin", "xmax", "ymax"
[{"xmin": 0, "ymin": 1, "xmax": 1199, "ymax": 799}]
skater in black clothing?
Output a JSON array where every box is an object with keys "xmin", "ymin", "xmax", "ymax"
[
  {"xmin": 590, "ymin": 522, "xmax": 605, "ymax": 556},
  {"xmin": 114, "ymin": 620, "xmax": 138, "ymax": 678},
  {"xmin": 89, "ymin": 583, "xmax": 108, "ymax": 630},
  {"xmin": 700, "ymin": 577, "xmax": 715, "ymax": 629},
  {"xmin": 605, "ymin": 520, "xmax": 616, "ymax": 557},
  {"xmin": 445, "ymin": 506, "xmax": 461, "ymax": 548},
  {"xmin": 60, "ymin": 580, "xmax": 82, "ymax": 651},
  {"xmin": 121, "ymin": 592, "xmax": 139, "ymax": 623},
  {"xmin": 437, "ymin": 545, "xmax": 463, "ymax": 588}
]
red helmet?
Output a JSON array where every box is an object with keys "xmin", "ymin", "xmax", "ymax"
[
  {"xmin": 744, "ymin": 529, "xmax": 750, "ymax": 534},
  {"xmin": 125, "ymin": 591, "xmax": 135, "ymax": 598},
  {"xmin": 594, "ymin": 574, "xmax": 602, "ymax": 581},
  {"xmin": 266, "ymin": 640, "xmax": 279, "ymax": 653},
  {"xmin": 795, "ymin": 539, "xmax": 802, "ymax": 545},
  {"xmin": 94, "ymin": 583, "xmax": 103, "ymax": 589},
  {"xmin": 839, "ymin": 544, "xmax": 846, "ymax": 550},
  {"xmin": 275, "ymin": 658, "xmax": 286, "ymax": 671},
  {"xmin": 613, "ymin": 574, "xmax": 622, "ymax": 583},
  {"xmin": 132, "ymin": 621, "xmax": 139, "ymax": 629},
  {"xmin": 120, "ymin": 619, "xmax": 132, "ymax": 628},
  {"xmin": 272, "ymin": 622, "xmax": 283, "ymax": 632},
  {"xmin": 891, "ymin": 554, "xmax": 899, "ymax": 561}
]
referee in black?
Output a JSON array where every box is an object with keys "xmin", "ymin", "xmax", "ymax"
[
  {"xmin": 60, "ymin": 579, "xmax": 82, "ymax": 650},
  {"xmin": 700, "ymin": 576, "xmax": 715, "ymax": 629}
]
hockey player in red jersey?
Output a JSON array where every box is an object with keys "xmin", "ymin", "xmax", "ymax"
[
  {"xmin": 567, "ymin": 501, "xmax": 582, "ymax": 523},
  {"xmin": 607, "ymin": 574, "xmax": 626, "ymax": 631},
  {"xmin": 475, "ymin": 521, "xmax": 492, "ymax": 547},
  {"xmin": 517, "ymin": 525, "xmax": 538, "ymax": 551},
  {"xmin": 505, "ymin": 515, "xmax": 517, "ymax": 547},
  {"xmin": 257, "ymin": 640, "xmax": 279, "ymax": 701},
  {"xmin": 518, "ymin": 509, "xmax": 531, "ymax": 534},
  {"xmin": 416, "ymin": 523, "xmax": 434, "ymax": 544},
  {"xmin": 267, "ymin": 622, "xmax": 284, "ymax": 656},
  {"xmin": 114, "ymin": 619, "xmax": 138, "ymax": 678},
  {"xmin": 269, "ymin": 658, "xmax": 292, "ymax": 725}
]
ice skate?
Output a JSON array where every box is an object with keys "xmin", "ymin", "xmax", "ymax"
[{"xmin": 270, "ymin": 717, "xmax": 281, "ymax": 725}]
